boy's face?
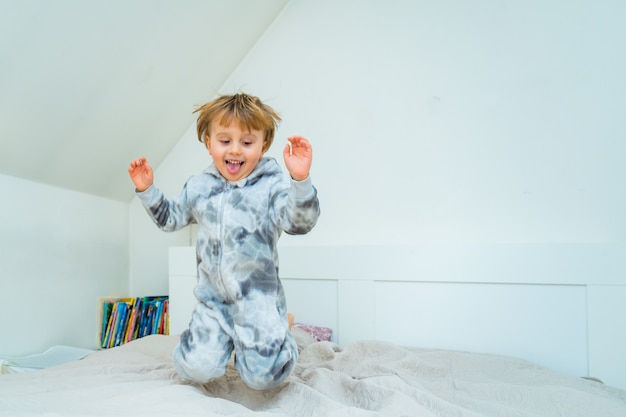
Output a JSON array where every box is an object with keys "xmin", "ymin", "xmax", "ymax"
[{"xmin": 206, "ymin": 121, "xmax": 266, "ymax": 182}]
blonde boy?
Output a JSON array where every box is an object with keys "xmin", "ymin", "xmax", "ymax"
[{"xmin": 128, "ymin": 93, "xmax": 320, "ymax": 390}]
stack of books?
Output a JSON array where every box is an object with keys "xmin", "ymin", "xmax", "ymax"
[{"xmin": 100, "ymin": 296, "xmax": 169, "ymax": 349}]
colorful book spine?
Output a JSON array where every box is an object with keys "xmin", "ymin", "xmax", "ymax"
[
  {"xmin": 124, "ymin": 297, "xmax": 141, "ymax": 344},
  {"xmin": 103, "ymin": 302, "xmax": 118, "ymax": 348},
  {"xmin": 113, "ymin": 302, "xmax": 128, "ymax": 348},
  {"xmin": 100, "ymin": 301, "xmax": 113, "ymax": 348}
]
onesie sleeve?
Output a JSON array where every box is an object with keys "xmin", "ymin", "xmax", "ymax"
[
  {"xmin": 272, "ymin": 176, "xmax": 320, "ymax": 235},
  {"xmin": 136, "ymin": 182, "xmax": 194, "ymax": 232}
]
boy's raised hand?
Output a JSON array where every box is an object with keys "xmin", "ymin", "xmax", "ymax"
[
  {"xmin": 128, "ymin": 156, "xmax": 154, "ymax": 192},
  {"xmin": 283, "ymin": 136, "xmax": 312, "ymax": 181}
]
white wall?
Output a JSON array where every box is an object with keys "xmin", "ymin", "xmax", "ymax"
[
  {"xmin": 227, "ymin": 0, "xmax": 626, "ymax": 246},
  {"xmin": 0, "ymin": 174, "xmax": 128, "ymax": 355},
  {"xmin": 130, "ymin": 0, "xmax": 626, "ymax": 289},
  {"xmin": 128, "ymin": 123, "xmax": 208, "ymax": 295},
  {"xmin": 128, "ymin": 0, "xmax": 626, "ymax": 386}
]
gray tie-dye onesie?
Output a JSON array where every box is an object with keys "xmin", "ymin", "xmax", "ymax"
[{"xmin": 136, "ymin": 157, "xmax": 320, "ymax": 390}]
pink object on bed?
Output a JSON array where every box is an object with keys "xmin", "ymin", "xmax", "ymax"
[{"xmin": 293, "ymin": 323, "xmax": 332, "ymax": 342}]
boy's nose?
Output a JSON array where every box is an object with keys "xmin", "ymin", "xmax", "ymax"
[{"xmin": 230, "ymin": 142, "xmax": 241, "ymax": 153}]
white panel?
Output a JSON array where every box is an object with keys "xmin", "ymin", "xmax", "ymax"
[
  {"xmin": 278, "ymin": 244, "xmax": 626, "ymax": 285},
  {"xmin": 168, "ymin": 275, "xmax": 197, "ymax": 335},
  {"xmin": 337, "ymin": 280, "xmax": 375, "ymax": 346},
  {"xmin": 588, "ymin": 286, "xmax": 626, "ymax": 390},
  {"xmin": 282, "ymin": 279, "xmax": 338, "ymax": 342},
  {"xmin": 167, "ymin": 247, "xmax": 197, "ymax": 335},
  {"xmin": 168, "ymin": 247, "xmax": 197, "ymax": 276},
  {"xmin": 374, "ymin": 282, "xmax": 588, "ymax": 377}
]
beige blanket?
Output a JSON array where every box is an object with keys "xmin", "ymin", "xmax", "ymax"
[{"xmin": 1, "ymin": 332, "xmax": 624, "ymax": 416}]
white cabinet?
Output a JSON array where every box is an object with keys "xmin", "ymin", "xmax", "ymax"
[{"xmin": 168, "ymin": 247, "xmax": 196, "ymax": 335}]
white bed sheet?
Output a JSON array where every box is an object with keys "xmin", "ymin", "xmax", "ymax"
[
  {"xmin": 1, "ymin": 331, "xmax": 625, "ymax": 417},
  {"xmin": 0, "ymin": 345, "xmax": 94, "ymax": 374}
]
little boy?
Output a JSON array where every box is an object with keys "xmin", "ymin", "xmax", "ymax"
[{"xmin": 128, "ymin": 93, "xmax": 320, "ymax": 390}]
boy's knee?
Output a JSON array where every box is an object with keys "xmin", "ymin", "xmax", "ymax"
[
  {"xmin": 172, "ymin": 332, "xmax": 230, "ymax": 383},
  {"xmin": 173, "ymin": 353, "xmax": 227, "ymax": 383},
  {"xmin": 235, "ymin": 338, "xmax": 298, "ymax": 390},
  {"xmin": 238, "ymin": 359, "xmax": 295, "ymax": 390}
]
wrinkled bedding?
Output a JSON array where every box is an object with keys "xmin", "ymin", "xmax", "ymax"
[{"xmin": 1, "ymin": 331, "xmax": 625, "ymax": 417}]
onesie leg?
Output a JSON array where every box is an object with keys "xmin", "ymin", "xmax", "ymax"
[
  {"xmin": 172, "ymin": 302, "xmax": 233, "ymax": 384},
  {"xmin": 234, "ymin": 330, "xmax": 298, "ymax": 390},
  {"xmin": 232, "ymin": 292, "xmax": 299, "ymax": 390}
]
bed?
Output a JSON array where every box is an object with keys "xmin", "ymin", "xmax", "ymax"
[
  {"xmin": 2, "ymin": 243, "xmax": 626, "ymax": 416},
  {"xmin": 1, "ymin": 329, "xmax": 625, "ymax": 416}
]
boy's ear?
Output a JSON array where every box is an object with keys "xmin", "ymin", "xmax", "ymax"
[{"xmin": 204, "ymin": 135, "xmax": 213, "ymax": 156}]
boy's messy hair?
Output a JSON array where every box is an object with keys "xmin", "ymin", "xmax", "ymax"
[{"xmin": 194, "ymin": 93, "xmax": 281, "ymax": 152}]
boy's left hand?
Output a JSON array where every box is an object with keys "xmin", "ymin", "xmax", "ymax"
[{"xmin": 283, "ymin": 136, "xmax": 312, "ymax": 181}]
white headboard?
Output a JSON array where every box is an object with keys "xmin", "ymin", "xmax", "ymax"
[{"xmin": 169, "ymin": 243, "xmax": 626, "ymax": 390}]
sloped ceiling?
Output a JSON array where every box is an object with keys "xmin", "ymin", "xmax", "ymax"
[{"xmin": 0, "ymin": 0, "xmax": 288, "ymax": 202}]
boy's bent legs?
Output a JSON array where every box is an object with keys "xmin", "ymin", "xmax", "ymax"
[
  {"xmin": 233, "ymin": 293, "xmax": 298, "ymax": 390},
  {"xmin": 173, "ymin": 302, "xmax": 233, "ymax": 384}
]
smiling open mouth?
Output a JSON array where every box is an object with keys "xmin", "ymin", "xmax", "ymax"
[{"xmin": 226, "ymin": 160, "xmax": 243, "ymax": 174}]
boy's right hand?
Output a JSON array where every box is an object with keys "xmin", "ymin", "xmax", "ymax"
[{"xmin": 128, "ymin": 156, "xmax": 154, "ymax": 192}]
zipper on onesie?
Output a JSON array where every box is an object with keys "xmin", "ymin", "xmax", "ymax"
[{"xmin": 215, "ymin": 183, "xmax": 231, "ymax": 300}]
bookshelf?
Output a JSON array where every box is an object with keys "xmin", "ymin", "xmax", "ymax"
[{"xmin": 97, "ymin": 296, "xmax": 169, "ymax": 349}]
